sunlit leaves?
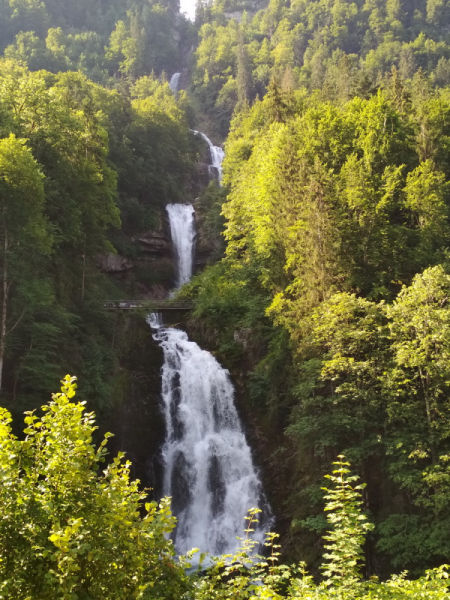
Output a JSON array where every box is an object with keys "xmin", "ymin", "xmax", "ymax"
[{"xmin": 0, "ymin": 376, "xmax": 191, "ymax": 598}]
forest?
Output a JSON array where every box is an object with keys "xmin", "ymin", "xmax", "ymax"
[{"xmin": 2, "ymin": 0, "xmax": 450, "ymax": 597}]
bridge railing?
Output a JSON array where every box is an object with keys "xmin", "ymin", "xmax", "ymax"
[{"xmin": 104, "ymin": 300, "xmax": 194, "ymax": 311}]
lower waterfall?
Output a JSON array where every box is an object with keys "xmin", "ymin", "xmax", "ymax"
[{"xmin": 149, "ymin": 314, "xmax": 268, "ymax": 556}]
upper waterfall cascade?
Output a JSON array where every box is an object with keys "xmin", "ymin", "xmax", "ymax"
[
  {"xmin": 193, "ymin": 130, "xmax": 225, "ymax": 183},
  {"xmin": 169, "ymin": 72, "xmax": 181, "ymax": 93},
  {"xmin": 169, "ymin": 74, "xmax": 224, "ymax": 181},
  {"xmin": 147, "ymin": 203, "xmax": 269, "ymax": 558}
]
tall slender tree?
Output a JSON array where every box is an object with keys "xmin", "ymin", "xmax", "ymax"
[{"xmin": 0, "ymin": 134, "xmax": 50, "ymax": 393}]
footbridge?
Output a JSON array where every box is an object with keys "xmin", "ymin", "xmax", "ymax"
[{"xmin": 104, "ymin": 300, "xmax": 194, "ymax": 312}]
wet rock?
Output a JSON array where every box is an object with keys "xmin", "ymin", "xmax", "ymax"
[
  {"xmin": 197, "ymin": 162, "xmax": 211, "ymax": 187},
  {"xmin": 171, "ymin": 452, "xmax": 193, "ymax": 515},
  {"xmin": 208, "ymin": 453, "xmax": 226, "ymax": 517}
]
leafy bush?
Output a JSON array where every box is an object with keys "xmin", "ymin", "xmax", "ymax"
[
  {"xmin": 0, "ymin": 375, "xmax": 192, "ymax": 599},
  {"xmin": 1, "ymin": 396, "xmax": 449, "ymax": 600},
  {"xmin": 193, "ymin": 457, "xmax": 450, "ymax": 600}
]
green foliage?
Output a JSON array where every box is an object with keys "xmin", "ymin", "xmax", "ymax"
[
  {"xmin": 284, "ymin": 268, "xmax": 450, "ymax": 570},
  {"xmin": 181, "ymin": 257, "xmax": 272, "ymax": 365},
  {"xmin": 0, "ymin": 132, "xmax": 51, "ymax": 390},
  {"xmin": 106, "ymin": 5, "xmax": 180, "ymax": 79},
  {"xmin": 0, "ymin": 375, "xmax": 192, "ymax": 598},
  {"xmin": 191, "ymin": 459, "xmax": 449, "ymax": 599},
  {"xmin": 192, "ymin": 66, "xmax": 450, "ymax": 575},
  {"xmin": 0, "ymin": 0, "xmax": 186, "ymax": 83},
  {"xmin": 321, "ymin": 457, "xmax": 374, "ymax": 590},
  {"xmin": 0, "ymin": 56, "xmax": 197, "ymax": 412},
  {"xmin": 385, "ymin": 265, "xmax": 450, "ymax": 472},
  {"xmin": 129, "ymin": 79, "xmax": 196, "ymax": 207},
  {"xmin": 4, "ymin": 0, "xmax": 450, "ymax": 582},
  {"xmin": 193, "ymin": 0, "xmax": 450, "ymax": 131},
  {"xmin": 194, "ymin": 181, "xmax": 228, "ymax": 262},
  {"xmin": 222, "ymin": 88, "xmax": 450, "ymax": 347},
  {"xmin": 0, "ymin": 133, "xmax": 48, "ymax": 255},
  {"xmin": 2, "ymin": 396, "xmax": 449, "ymax": 599},
  {"xmin": 192, "ymin": 509, "xmax": 290, "ymax": 600}
]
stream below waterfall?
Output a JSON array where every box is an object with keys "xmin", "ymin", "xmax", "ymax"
[{"xmin": 148, "ymin": 198, "xmax": 270, "ymax": 558}]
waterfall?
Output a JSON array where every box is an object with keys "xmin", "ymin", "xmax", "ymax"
[
  {"xmin": 166, "ymin": 204, "xmax": 195, "ymax": 288},
  {"xmin": 169, "ymin": 72, "xmax": 181, "ymax": 93},
  {"xmin": 193, "ymin": 130, "xmax": 225, "ymax": 183},
  {"xmin": 148, "ymin": 203, "xmax": 270, "ymax": 558},
  {"xmin": 149, "ymin": 315, "xmax": 267, "ymax": 556}
]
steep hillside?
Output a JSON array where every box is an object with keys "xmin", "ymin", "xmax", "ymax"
[
  {"xmin": 3, "ymin": 0, "xmax": 450, "ymax": 581},
  {"xmin": 181, "ymin": 0, "xmax": 450, "ymax": 577},
  {"xmin": 192, "ymin": 0, "xmax": 450, "ymax": 135}
]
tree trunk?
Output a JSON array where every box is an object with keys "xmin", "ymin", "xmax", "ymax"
[
  {"xmin": 81, "ymin": 251, "xmax": 86, "ymax": 301},
  {"xmin": 0, "ymin": 231, "xmax": 8, "ymax": 393},
  {"xmin": 419, "ymin": 365, "xmax": 436, "ymax": 465}
]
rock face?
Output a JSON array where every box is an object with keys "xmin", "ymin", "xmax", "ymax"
[
  {"xmin": 101, "ymin": 214, "xmax": 177, "ymax": 299},
  {"xmin": 196, "ymin": 161, "xmax": 211, "ymax": 188},
  {"xmin": 102, "ymin": 206, "xmax": 218, "ymax": 298},
  {"xmin": 194, "ymin": 212, "xmax": 220, "ymax": 271},
  {"xmin": 223, "ymin": 0, "xmax": 268, "ymax": 21},
  {"xmin": 97, "ymin": 253, "xmax": 134, "ymax": 273},
  {"xmin": 133, "ymin": 229, "xmax": 172, "ymax": 257},
  {"xmin": 107, "ymin": 315, "xmax": 166, "ymax": 497},
  {"xmin": 132, "ymin": 222, "xmax": 176, "ymax": 297}
]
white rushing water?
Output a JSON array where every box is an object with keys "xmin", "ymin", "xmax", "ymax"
[
  {"xmin": 166, "ymin": 204, "xmax": 195, "ymax": 288},
  {"xmin": 149, "ymin": 314, "xmax": 267, "ymax": 556},
  {"xmin": 148, "ymin": 202, "xmax": 269, "ymax": 557},
  {"xmin": 169, "ymin": 72, "xmax": 181, "ymax": 93},
  {"xmin": 193, "ymin": 130, "xmax": 225, "ymax": 183}
]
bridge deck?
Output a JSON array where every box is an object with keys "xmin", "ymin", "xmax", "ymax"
[{"xmin": 104, "ymin": 300, "xmax": 194, "ymax": 311}]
